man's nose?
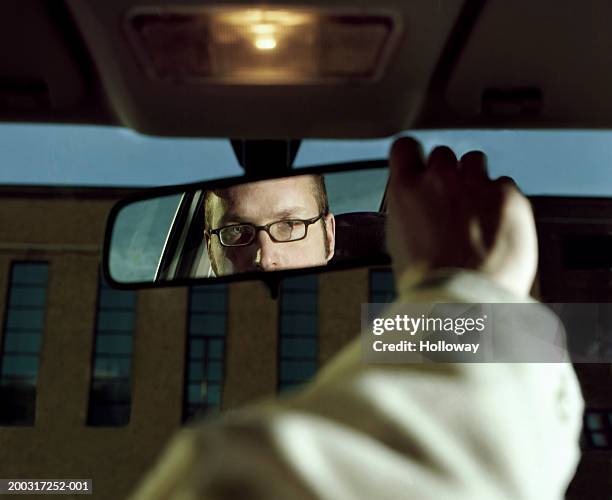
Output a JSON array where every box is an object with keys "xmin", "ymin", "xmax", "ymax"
[{"xmin": 253, "ymin": 230, "xmax": 280, "ymax": 271}]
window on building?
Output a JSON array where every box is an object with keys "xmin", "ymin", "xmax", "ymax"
[
  {"xmin": 0, "ymin": 262, "xmax": 49, "ymax": 425},
  {"xmin": 184, "ymin": 284, "xmax": 228, "ymax": 420},
  {"xmin": 369, "ymin": 268, "xmax": 396, "ymax": 303},
  {"xmin": 278, "ymin": 275, "xmax": 319, "ymax": 392},
  {"xmin": 87, "ymin": 277, "xmax": 136, "ymax": 426},
  {"xmin": 583, "ymin": 409, "xmax": 612, "ymax": 449}
]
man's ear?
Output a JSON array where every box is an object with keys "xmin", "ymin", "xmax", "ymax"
[
  {"xmin": 205, "ymin": 231, "xmax": 212, "ymax": 260},
  {"xmin": 205, "ymin": 232, "xmax": 219, "ymax": 276},
  {"xmin": 324, "ymin": 213, "xmax": 335, "ymax": 262}
]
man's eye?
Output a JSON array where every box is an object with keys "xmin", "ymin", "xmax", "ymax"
[
  {"xmin": 220, "ymin": 224, "xmax": 253, "ymax": 245},
  {"xmin": 275, "ymin": 221, "xmax": 299, "ymax": 235}
]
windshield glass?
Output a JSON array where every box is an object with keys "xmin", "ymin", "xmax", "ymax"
[
  {"xmin": 296, "ymin": 131, "xmax": 612, "ymax": 197},
  {"xmin": 2, "ymin": 124, "xmax": 612, "ymax": 197}
]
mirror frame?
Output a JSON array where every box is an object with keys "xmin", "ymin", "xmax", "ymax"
[{"xmin": 102, "ymin": 159, "xmax": 391, "ymax": 293}]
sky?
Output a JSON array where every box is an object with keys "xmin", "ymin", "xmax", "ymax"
[{"xmin": 2, "ymin": 124, "xmax": 612, "ymax": 196}]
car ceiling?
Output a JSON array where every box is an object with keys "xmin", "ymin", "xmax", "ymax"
[{"xmin": 1, "ymin": 0, "xmax": 609, "ymax": 138}]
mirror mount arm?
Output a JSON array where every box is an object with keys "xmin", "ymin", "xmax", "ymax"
[
  {"xmin": 230, "ymin": 139, "xmax": 301, "ymax": 177},
  {"xmin": 260, "ymin": 274, "xmax": 282, "ymax": 300}
]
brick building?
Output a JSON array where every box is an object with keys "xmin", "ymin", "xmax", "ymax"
[{"xmin": 0, "ymin": 185, "xmax": 609, "ymax": 498}]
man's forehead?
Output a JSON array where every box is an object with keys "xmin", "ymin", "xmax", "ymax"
[{"xmin": 211, "ymin": 175, "xmax": 318, "ymax": 222}]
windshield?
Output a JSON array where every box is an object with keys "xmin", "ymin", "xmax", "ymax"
[{"xmin": 2, "ymin": 124, "xmax": 612, "ymax": 197}]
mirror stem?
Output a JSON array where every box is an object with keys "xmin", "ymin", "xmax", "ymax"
[
  {"xmin": 230, "ymin": 139, "xmax": 301, "ymax": 177},
  {"xmin": 261, "ymin": 275, "xmax": 282, "ymax": 300}
]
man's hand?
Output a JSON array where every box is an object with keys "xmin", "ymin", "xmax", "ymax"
[{"xmin": 386, "ymin": 137, "xmax": 538, "ymax": 297}]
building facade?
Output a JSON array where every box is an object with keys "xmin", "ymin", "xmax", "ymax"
[
  {"xmin": 0, "ymin": 186, "xmax": 609, "ymax": 499},
  {"xmin": 0, "ymin": 185, "xmax": 378, "ymax": 498}
]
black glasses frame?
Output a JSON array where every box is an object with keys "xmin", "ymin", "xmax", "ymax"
[{"xmin": 207, "ymin": 213, "xmax": 326, "ymax": 247}]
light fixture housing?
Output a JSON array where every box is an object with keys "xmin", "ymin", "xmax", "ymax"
[{"xmin": 125, "ymin": 6, "xmax": 401, "ymax": 84}]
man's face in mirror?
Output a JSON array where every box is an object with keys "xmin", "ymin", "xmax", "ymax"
[{"xmin": 204, "ymin": 175, "xmax": 335, "ymax": 276}]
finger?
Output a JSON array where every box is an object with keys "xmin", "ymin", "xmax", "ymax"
[
  {"xmin": 428, "ymin": 146, "xmax": 457, "ymax": 170},
  {"xmin": 389, "ymin": 136, "xmax": 425, "ymax": 186},
  {"xmin": 495, "ymin": 175, "xmax": 525, "ymax": 196},
  {"xmin": 495, "ymin": 175, "xmax": 518, "ymax": 188},
  {"xmin": 426, "ymin": 146, "xmax": 459, "ymax": 189},
  {"xmin": 459, "ymin": 151, "xmax": 489, "ymax": 181},
  {"xmin": 494, "ymin": 176, "xmax": 532, "ymax": 218},
  {"xmin": 480, "ymin": 176, "xmax": 526, "ymax": 248}
]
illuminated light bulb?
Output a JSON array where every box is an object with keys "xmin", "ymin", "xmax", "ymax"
[
  {"xmin": 255, "ymin": 36, "xmax": 277, "ymax": 50},
  {"xmin": 128, "ymin": 7, "xmax": 396, "ymax": 84},
  {"xmin": 252, "ymin": 23, "xmax": 276, "ymax": 35}
]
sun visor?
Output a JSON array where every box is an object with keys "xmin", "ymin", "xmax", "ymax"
[
  {"xmin": 65, "ymin": 0, "xmax": 466, "ymax": 138},
  {"xmin": 0, "ymin": 0, "xmax": 86, "ymax": 116},
  {"xmin": 437, "ymin": 0, "xmax": 612, "ymax": 128}
]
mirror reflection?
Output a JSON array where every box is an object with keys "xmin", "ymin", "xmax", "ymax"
[
  {"xmin": 108, "ymin": 166, "xmax": 388, "ymax": 283},
  {"xmin": 206, "ymin": 175, "xmax": 334, "ymax": 276}
]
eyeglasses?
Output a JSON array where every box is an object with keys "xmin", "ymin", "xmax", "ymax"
[{"xmin": 207, "ymin": 214, "xmax": 325, "ymax": 247}]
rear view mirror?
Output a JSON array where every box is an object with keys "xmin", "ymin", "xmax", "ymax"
[{"xmin": 103, "ymin": 160, "xmax": 390, "ymax": 287}]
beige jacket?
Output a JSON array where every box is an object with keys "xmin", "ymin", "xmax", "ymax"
[{"xmin": 128, "ymin": 271, "xmax": 584, "ymax": 500}]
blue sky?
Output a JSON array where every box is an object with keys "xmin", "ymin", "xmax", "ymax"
[{"xmin": 2, "ymin": 124, "xmax": 612, "ymax": 196}]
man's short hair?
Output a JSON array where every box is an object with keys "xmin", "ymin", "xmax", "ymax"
[{"xmin": 204, "ymin": 174, "xmax": 329, "ymax": 230}]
